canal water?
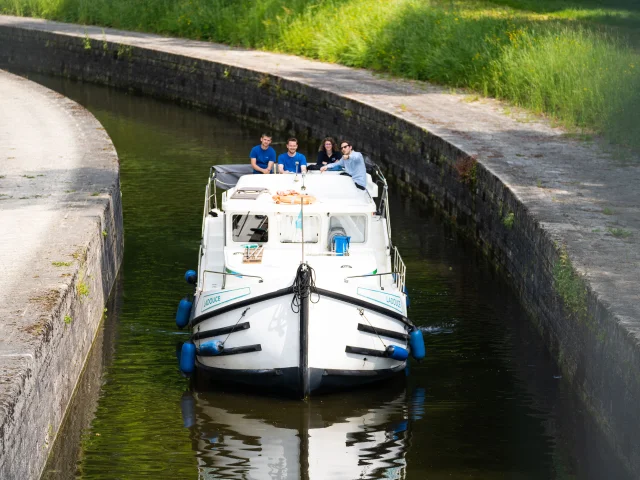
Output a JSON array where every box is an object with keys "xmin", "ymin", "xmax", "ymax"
[{"xmin": 22, "ymin": 73, "xmax": 628, "ymax": 480}]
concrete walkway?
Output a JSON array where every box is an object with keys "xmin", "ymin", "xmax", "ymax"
[
  {"xmin": 0, "ymin": 16, "xmax": 637, "ymax": 332},
  {"xmin": 0, "ymin": 69, "xmax": 121, "ymax": 478}
]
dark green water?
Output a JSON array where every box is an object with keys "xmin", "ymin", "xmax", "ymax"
[{"xmin": 23, "ymin": 74, "xmax": 628, "ymax": 480}]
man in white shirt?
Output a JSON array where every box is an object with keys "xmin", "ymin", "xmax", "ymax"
[{"xmin": 320, "ymin": 141, "xmax": 366, "ymax": 189}]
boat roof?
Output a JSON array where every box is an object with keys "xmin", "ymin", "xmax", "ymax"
[
  {"xmin": 221, "ymin": 171, "xmax": 376, "ymax": 213},
  {"xmin": 212, "ymin": 160, "xmax": 381, "ymax": 190}
]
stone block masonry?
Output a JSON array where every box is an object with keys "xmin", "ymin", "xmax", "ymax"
[
  {"xmin": 0, "ymin": 15, "xmax": 639, "ymax": 477},
  {"xmin": 0, "ymin": 69, "xmax": 123, "ymax": 479}
]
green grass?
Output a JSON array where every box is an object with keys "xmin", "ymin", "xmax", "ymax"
[
  {"xmin": 502, "ymin": 211, "xmax": 515, "ymax": 228},
  {"xmin": 77, "ymin": 281, "xmax": 90, "ymax": 297},
  {"xmin": 3, "ymin": 0, "xmax": 640, "ymax": 149},
  {"xmin": 553, "ymin": 247, "xmax": 588, "ymax": 320},
  {"xmin": 608, "ymin": 226, "xmax": 632, "ymax": 237}
]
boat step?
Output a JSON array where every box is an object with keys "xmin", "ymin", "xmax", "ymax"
[
  {"xmin": 345, "ymin": 345, "xmax": 387, "ymax": 358},
  {"xmin": 198, "ymin": 344, "xmax": 262, "ymax": 357},
  {"xmin": 357, "ymin": 323, "xmax": 408, "ymax": 341},
  {"xmin": 192, "ymin": 322, "xmax": 250, "ymax": 341}
]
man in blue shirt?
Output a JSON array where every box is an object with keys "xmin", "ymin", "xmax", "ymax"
[
  {"xmin": 250, "ymin": 133, "xmax": 276, "ymax": 174},
  {"xmin": 320, "ymin": 140, "xmax": 367, "ymax": 189},
  {"xmin": 278, "ymin": 138, "xmax": 307, "ymax": 174}
]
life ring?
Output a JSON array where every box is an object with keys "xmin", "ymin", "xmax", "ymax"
[{"xmin": 272, "ymin": 190, "xmax": 317, "ymax": 205}]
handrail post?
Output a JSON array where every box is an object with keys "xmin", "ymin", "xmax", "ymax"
[{"xmin": 202, "ymin": 270, "xmax": 264, "ymax": 291}]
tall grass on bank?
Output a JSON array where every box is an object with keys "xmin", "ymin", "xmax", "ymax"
[{"xmin": 3, "ymin": 0, "xmax": 640, "ymax": 149}]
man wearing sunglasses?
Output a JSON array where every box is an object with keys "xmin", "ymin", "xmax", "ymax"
[{"xmin": 320, "ymin": 141, "xmax": 367, "ymax": 190}]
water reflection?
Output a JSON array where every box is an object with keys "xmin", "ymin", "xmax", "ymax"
[
  {"xmin": 42, "ymin": 276, "xmax": 122, "ymax": 479},
  {"xmin": 182, "ymin": 386, "xmax": 426, "ymax": 480}
]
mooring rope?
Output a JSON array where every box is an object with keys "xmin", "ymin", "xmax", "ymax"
[
  {"xmin": 222, "ymin": 307, "xmax": 250, "ymax": 346},
  {"xmin": 291, "ymin": 263, "xmax": 320, "ymax": 313},
  {"xmin": 358, "ymin": 308, "xmax": 387, "ymax": 350}
]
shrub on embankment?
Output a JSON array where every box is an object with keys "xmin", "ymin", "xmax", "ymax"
[{"xmin": 3, "ymin": 0, "xmax": 640, "ymax": 149}]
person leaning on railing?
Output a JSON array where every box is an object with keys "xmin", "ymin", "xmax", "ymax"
[{"xmin": 320, "ymin": 141, "xmax": 367, "ymax": 190}]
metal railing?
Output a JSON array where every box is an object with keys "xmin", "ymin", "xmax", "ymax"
[
  {"xmin": 208, "ymin": 166, "xmax": 220, "ymax": 210},
  {"xmin": 344, "ymin": 271, "xmax": 401, "ymax": 290},
  {"xmin": 203, "ymin": 269, "xmax": 264, "ymax": 290},
  {"xmin": 370, "ymin": 164, "xmax": 392, "ymax": 243},
  {"xmin": 202, "ymin": 180, "xmax": 211, "ymax": 237},
  {"xmin": 368, "ymin": 163, "xmax": 405, "ymax": 293},
  {"xmin": 341, "ymin": 250, "xmax": 405, "ymax": 292},
  {"xmin": 392, "ymin": 246, "xmax": 406, "ymax": 292}
]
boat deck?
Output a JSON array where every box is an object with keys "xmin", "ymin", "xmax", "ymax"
[{"xmin": 222, "ymin": 171, "xmax": 378, "ymax": 213}]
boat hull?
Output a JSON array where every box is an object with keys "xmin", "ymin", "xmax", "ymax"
[
  {"xmin": 190, "ymin": 284, "xmax": 409, "ymax": 397},
  {"xmin": 194, "ymin": 363, "xmax": 406, "ymax": 396}
]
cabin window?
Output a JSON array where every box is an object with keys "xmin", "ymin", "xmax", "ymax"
[
  {"xmin": 329, "ymin": 215, "xmax": 367, "ymax": 243},
  {"xmin": 232, "ymin": 214, "xmax": 268, "ymax": 242},
  {"xmin": 279, "ymin": 214, "xmax": 320, "ymax": 243}
]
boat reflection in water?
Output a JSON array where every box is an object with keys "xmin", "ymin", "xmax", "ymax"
[{"xmin": 180, "ymin": 385, "xmax": 426, "ymax": 479}]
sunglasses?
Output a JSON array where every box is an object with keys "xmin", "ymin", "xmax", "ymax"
[{"xmin": 340, "ymin": 145, "xmax": 350, "ymax": 149}]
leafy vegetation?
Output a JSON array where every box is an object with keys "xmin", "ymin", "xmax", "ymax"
[
  {"xmin": 2, "ymin": 0, "xmax": 640, "ymax": 148},
  {"xmin": 77, "ymin": 281, "xmax": 90, "ymax": 297},
  {"xmin": 608, "ymin": 226, "xmax": 632, "ymax": 238},
  {"xmin": 553, "ymin": 247, "xmax": 587, "ymax": 320},
  {"xmin": 454, "ymin": 156, "xmax": 478, "ymax": 188},
  {"xmin": 502, "ymin": 211, "xmax": 515, "ymax": 229}
]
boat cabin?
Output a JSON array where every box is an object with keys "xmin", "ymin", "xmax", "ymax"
[
  {"xmin": 224, "ymin": 171, "xmax": 378, "ymax": 251},
  {"xmin": 199, "ymin": 169, "xmax": 401, "ymax": 292}
]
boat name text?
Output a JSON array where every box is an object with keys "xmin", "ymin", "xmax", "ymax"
[{"xmin": 201, "ymin": 287, "xmax": 251, "ymax": 313}]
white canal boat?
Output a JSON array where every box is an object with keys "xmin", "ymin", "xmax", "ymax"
[{"xmin": 176, "ymin": 162, "xmax": 425, "ymax": 397}]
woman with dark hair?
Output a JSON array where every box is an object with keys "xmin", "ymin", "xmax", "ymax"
[{"xmin": 315, "ymin": 137, "xmax": 341, "ymax": 167}]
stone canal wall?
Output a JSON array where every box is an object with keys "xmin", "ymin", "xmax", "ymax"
[
  {"xmin": 1, "ymin": 16, "xmax": 639, "ymax": 477},
  {"xmin": 0, "ymin": 69, "xmax": 123, "ymax": 479}
]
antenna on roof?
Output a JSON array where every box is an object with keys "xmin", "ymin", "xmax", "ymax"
[{"xmin": 300, "ymin": 195, "xmax": 305, "ymax": 264}]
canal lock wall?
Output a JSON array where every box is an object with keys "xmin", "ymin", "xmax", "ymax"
[
  {"xmin": 0, "ymin": 16, "xmax": 638, "ymax": 477},
  {"xmin": 0, "ymin": 68, "xmax": 123, "ymax": 479}
]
